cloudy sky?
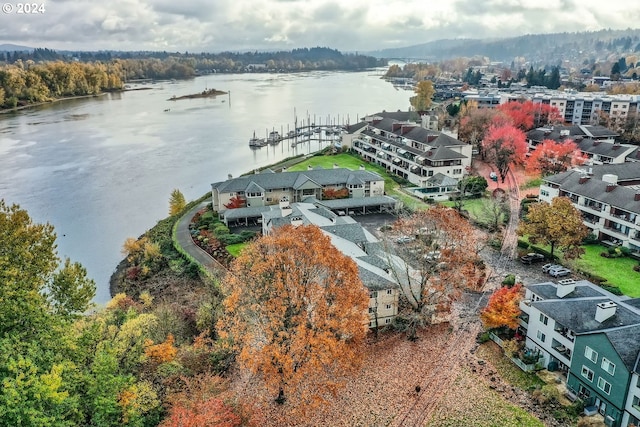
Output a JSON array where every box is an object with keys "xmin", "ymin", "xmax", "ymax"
[{"xmin": 1, "ymin": 0, "xmax": 639, "ymax": 52}]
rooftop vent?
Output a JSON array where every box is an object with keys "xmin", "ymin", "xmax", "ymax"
[
  {"xmin": 595, "ymin": 301, "xmax": 617, "ymax": 323},
  {"xmin": 556, "ymin": 279, "xmax": 576, "ymax": 298}
]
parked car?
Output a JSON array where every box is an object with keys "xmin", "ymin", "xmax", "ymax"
[
  {"xmin": 520, "ymin": 253, "xmax": 545, "ymax": 264},
  {"xmin": 542, "ymin": 263, "xmax": 562, "ymax": 273},
  {"xmin": 395, "ymin": 236, "xmax": 414, "ymax": 244},
  {"xmin": 549, "ymin": 267, "xmax": 572, "ymax": 278}
]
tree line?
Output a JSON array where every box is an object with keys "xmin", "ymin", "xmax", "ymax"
[{"xmin": 0, "ymin": 47, "xmax": 384, "ymax": 109}]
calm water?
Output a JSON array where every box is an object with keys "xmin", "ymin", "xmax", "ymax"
[{"xmin": 0, "ymin": 70, "xmax": 410, "ymax": 303}]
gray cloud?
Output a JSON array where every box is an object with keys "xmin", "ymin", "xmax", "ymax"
[{"xmin": 0, "ymin": 0, "xmax": 637, "ymax": 52}]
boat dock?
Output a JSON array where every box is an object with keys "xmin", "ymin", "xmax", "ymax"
[{"xmin": 249, "ymin": 112, "xmax": 349, "ymax": 149}]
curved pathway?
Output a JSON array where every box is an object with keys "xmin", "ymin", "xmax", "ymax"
[{"xmin": 175, "ymin": 202, "xmax": 228, "ymax": 278}]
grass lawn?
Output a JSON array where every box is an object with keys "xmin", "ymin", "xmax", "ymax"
[
  {"xmin": 524, "ymin": 239, "xmax": 640, "ymax": 297},
  {"xmin": 289, "ymin": 153, "xmax": 431, "ymax": 210},
  {"xmin": 568, "ymin": 245, "xmax": 640, "ymax": 297},
  {"xmin": 226, "ymin": 242, "xmax": 248, "ymax": 257}
]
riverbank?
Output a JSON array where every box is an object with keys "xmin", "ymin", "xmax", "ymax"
[{"xmin": 0, "ymin": 92, "xmax": 111, "ymax": 115}]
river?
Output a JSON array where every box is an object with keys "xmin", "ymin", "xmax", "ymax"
[{"xmin": 0, "ymin": 70, "xmax": 411, "ymax": 303}]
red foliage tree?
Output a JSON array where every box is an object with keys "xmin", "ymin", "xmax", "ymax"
[
  {"xmin": 525, "ymin": 139, "xmax": 586, "ymax": 176},
  {"xmin": 496, "ymin": 100, "xmax": 563, "ymax": 131},
  {"xmin": 480, "ymin": 284, "xmax": 523, "ymax": 330},
  {"xmin": 481, "ymin": 125, "xmax": 528, "ymax": 183},
  {"xmin": 224, "ymin": 195, "xmax": 246, "ymax": 209}
]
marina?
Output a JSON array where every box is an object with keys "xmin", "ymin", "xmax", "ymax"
[{"xmin": 250, "ymin": 113, "xmax": 348, "ymax": 149}]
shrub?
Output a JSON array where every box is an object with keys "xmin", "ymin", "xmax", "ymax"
[
  {"xmin": 239, "ymin": 230, "xmax": 256, "ymax": 240},
  {"xmin": 217, "ymin": 233, "xmax": 245, "ymax": 246},
  {"xmin": 517, "ymin": 239, "xmax": 530, "ymax": 249},
  {"xmin": 476, "ymin": 331, "xmax": 490, "ymax": 343},
  {"xmin": 502, "ymin": 274, "xmax": 516, "ymax": 287},
  {"xmin": 582, "ymin": 234, "xmax": 599, "ymax": 245},
  {"xmin": 600, "ymin": 284, "xmax": 623, "ymax": 296},
  {"xmin": 212, "ymin": 224, "xmax": 230, "ymax": 236}
]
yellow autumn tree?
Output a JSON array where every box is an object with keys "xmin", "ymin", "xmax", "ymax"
[
  {"xmin": 218, "ymin": 225, "xmax": 368, "ymax": 412},
  {"xmin": 169, "ymin": 189, "xmax": 186, "ymax": 216}
]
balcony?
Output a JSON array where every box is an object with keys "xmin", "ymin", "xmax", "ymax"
[
  {"xmin": 553, "ymin": 325, "xmax": 575, "ymax": 342},
  {"xmin": 551, "ymin": 340, "xmax": 572, "ymax": 362}
]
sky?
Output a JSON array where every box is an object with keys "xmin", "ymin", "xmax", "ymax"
[{"xmin": 1, "ymin": 0, "xmax": 639, "ymax": 53}]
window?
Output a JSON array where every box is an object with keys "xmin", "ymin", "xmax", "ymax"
[
  {"xmin": 633, "ymin": 395, "xmax": 640, "ymax": 410},
  {"xmin": 581, "ymin": 365, "xmax": 594, "ymax": 381},
  {"xmin": 369, "ymin": 291, "xmax": 378, "ymax": 298},
  {"xmin": 601, "ymin": 358, "xmax": 616, "ymax": 376},
  {"xmin": 539, "ymin": 313, "xmax": 549, "ymax": 325},
  {"xmin": 585, "ymin": 346, "xmax": 598, "ymax": 363},
  {"xmin": 540, "ymin": 189, "xmax": 549, "ymax": 197},
  {"xmin": 385, "ymin": 318, "xmax": 391, "ymax": 324},
  {"xmin": 386, "ymin": 289, "xmax": 393, "ymax": 295},
  {"xmin": 386, "ymin": 304, "xmax": 392, "ymax": 310},
  {"xmin": 453, "ymin": 168, "xmax": 462, "ymax": 174},
  {"xmin": 537, "ymin": 330, "xmax": 546, "ymax": 342},
  {"xmin": 427, "ymin": 170, "xmax": 434, "ymax": 177},
  {"xmin": 597, "ymin": 377, "xmax": 611, "ymax": 395},
  {"xmin": 368, "ymin": 307, "xmax": 377, "ymax": 314}
]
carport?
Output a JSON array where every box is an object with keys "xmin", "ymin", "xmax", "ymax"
[{"xmin": 315, "ymin": 196, "xmax": 398, "ymax": 216}]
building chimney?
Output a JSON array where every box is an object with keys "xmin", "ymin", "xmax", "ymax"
[
  {"xmin": 579, "ymin": 176, "xmax": 589, "ymax": 184},
  {"xmin": 595, "ymin": 301, "xmax": 617, "ymax": 323},
  {"xmin": 359, "ymin": 164, "xmax": 365, "ymax": 171},
  {"xmin": 593, "ymin": 140, "xmax": 600, "ymax": 146},
  {"xmin": 282, "ymin": 166, "xmax": 287, "ymax": 172},
  {"xmin": 612, "ymin": 143, "xmax": 621, "ymax": 150},
  {"xmin": 307, "ymin": 165, "xmax": 313, "ymax": 171},
  {"xmin": 606, "ymin": 183, "xmax": 616, "ymax": 192},
  {"xmin": 290, "ymin": 216, "xmax": 303, "ymax": 227},
  {"xmin": 333, "ymin": 163, "xmax": 339, "ymax": 169},
  {"xmin": 556, "ymin": 279, "xmax": 576, "ymax": 298},
  {"xmin": 227, "ymin": 174, "xmax": 233, "ymax": 180},
  {"xmin": 635, "ymin": 192, "xmax": 640, "ymax": 201},
  {"xmin": 279, "ymin": 196, "xmax": 291, "ymax": 216}
]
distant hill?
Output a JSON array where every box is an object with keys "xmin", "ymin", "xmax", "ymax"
[
  {"xmin": 0, "ymin": 43, "xmax": 33, "ymax": 52},
  {"xmin": 368, "ymin": 29, "xmax": 640, "ymax": 65}
]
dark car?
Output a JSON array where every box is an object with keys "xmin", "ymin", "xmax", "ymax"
[{"xmin": 520, "ymin": 253, "xmax": 545, "ymax": 264}]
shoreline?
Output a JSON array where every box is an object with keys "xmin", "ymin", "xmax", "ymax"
[{"xmin": 0, "ymin": 92, "xmax": 110, "ymax": 115}]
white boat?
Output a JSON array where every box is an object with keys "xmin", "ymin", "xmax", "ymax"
[
  {"xmin": 267, "ymin": 131, "xmax": 281, "ymax": 144},
  {"xmin": 249, "ymin": 132, "xmax": 266, "ymax": 147}
]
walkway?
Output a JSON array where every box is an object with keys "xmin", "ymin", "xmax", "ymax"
[{"xmin": 175, "ymin": 202, "xmax": 228, "ymax": 279}]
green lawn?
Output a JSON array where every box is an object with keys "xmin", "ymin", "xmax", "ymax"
[
  {"xmin": 289, "ymin": 153, "xmax": 430, "ymax": 210},
  {"xmin": 226, "ymin": 242, "xmax": 248, "ymax": 257},
  {"xmin": 568, "ymin": 245, "xmax": 640, "ymax": 297},
  {"xmin": 524, "ymin": 240, "xmax": 640, "ymax": 297}
]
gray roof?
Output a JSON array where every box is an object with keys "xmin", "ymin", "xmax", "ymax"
[
  {"xmin": 580, "ymin": 162, "xmax": 640, "ymax": 183},
  {"xmin": 361, "ymin": 130, "xmax": 467, "ymax": 161},
  {"xmin": 544, "ymin": 169, "xmax": 640, "ymax": 215},
  {"xmin": 315, "ymin": 196, "xmax": 398, "ymax": 209},
  {"xmin": 601, "ymin": 325, "xmax": 640, "ymax": 372},
  {"xmin": 212, "ymin": 168, "xmax": 383, "ymax": 194},
  {"xmin": 320, "ymin": 223, "xmax": 368, "ymax": 244},
  {"xmin": 223, "ymin": 206, "xmax": 272, "ymax": 220},
  {"xmin": 527, "ymin": 281, "xmax": 607, "ymax": 300},
  {"xmin": 245, "ymin": 181, "xmax": 265, "ymax": 193},
  {"xmin": 532, "ymin": 298, "xmax": 640, "ymax": 334},
  {"xmin": 527, "ymin": 125, "xmax": 617, "ymax": 143},
  {"xmin": 576, "ymin": 139, "xmax": 636, "ymax": 159},
  {"xmin": 426, "ymin": 173, "xmax": 459, "ymax": 187},
  {"xmin": 358, "ymin": 265, "xmax": 398, "ymax": 291},
  {"xmin": 623, "ymin": 298, "xmax": 640, "ymax": 310}
]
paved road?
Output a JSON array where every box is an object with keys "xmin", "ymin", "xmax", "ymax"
[{"xmin": 175, "ymin": 202, "xmax": 227, "ymax": 278}]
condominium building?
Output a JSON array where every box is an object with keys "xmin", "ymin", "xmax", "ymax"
[
  {"xmin": 261, "ymin": 197, "xmax": 400, "ymax": 328},
  {"xmin": 344, "ymin": 112, "xmax": 472, "ymax": 199},
  {"xmin": 462, "ymin": 89, "xmax": 640, "ymax": 126},
  {"xmin": 539, "ymin": 164, "xmax": 640, "ymax": 254},
  {"xmin": 519, "ymin": 279, "xmax": 640, "ymax": 426}
]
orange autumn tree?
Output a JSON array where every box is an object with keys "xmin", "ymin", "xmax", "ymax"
[
  {"xmin": 480, "ymin": 284, "xmax": 523, "ymax": 330},
  {"xmin": 386, "ymin": 206, "xmax": 485, "ymax": 340},
  {"xmin": 525, "ymin": 138, "xmax": 586, "ymax": 176},
  {"xmin": 218, "ymin": 225, "xmax": 368, "ymax": 409}
]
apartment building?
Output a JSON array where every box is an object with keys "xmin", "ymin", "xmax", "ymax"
[
  {"xmin": 260, "ymin": 197, "xmax": 400, "ymax": 328},
  {"xmin": 462, "ymin": 89, "xmax": 640, "ymax": 126},
  {"xmin": 526, "ymin": 125, "xmax": 636, "ymax": 165},
  {"xmin": 211, "ymin": 167, "xmax": 395, "ymax": 225},
  {"xmin": 519, "ymin": 279, "xmax": 640, "ymax": 426},
  {"xmin": 539, "ymin": 164, "xmax": 640, "ymax": 254},
  {"xmin": 344, "ymin": 112, "xmax": 472, "ymax": 198}
]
